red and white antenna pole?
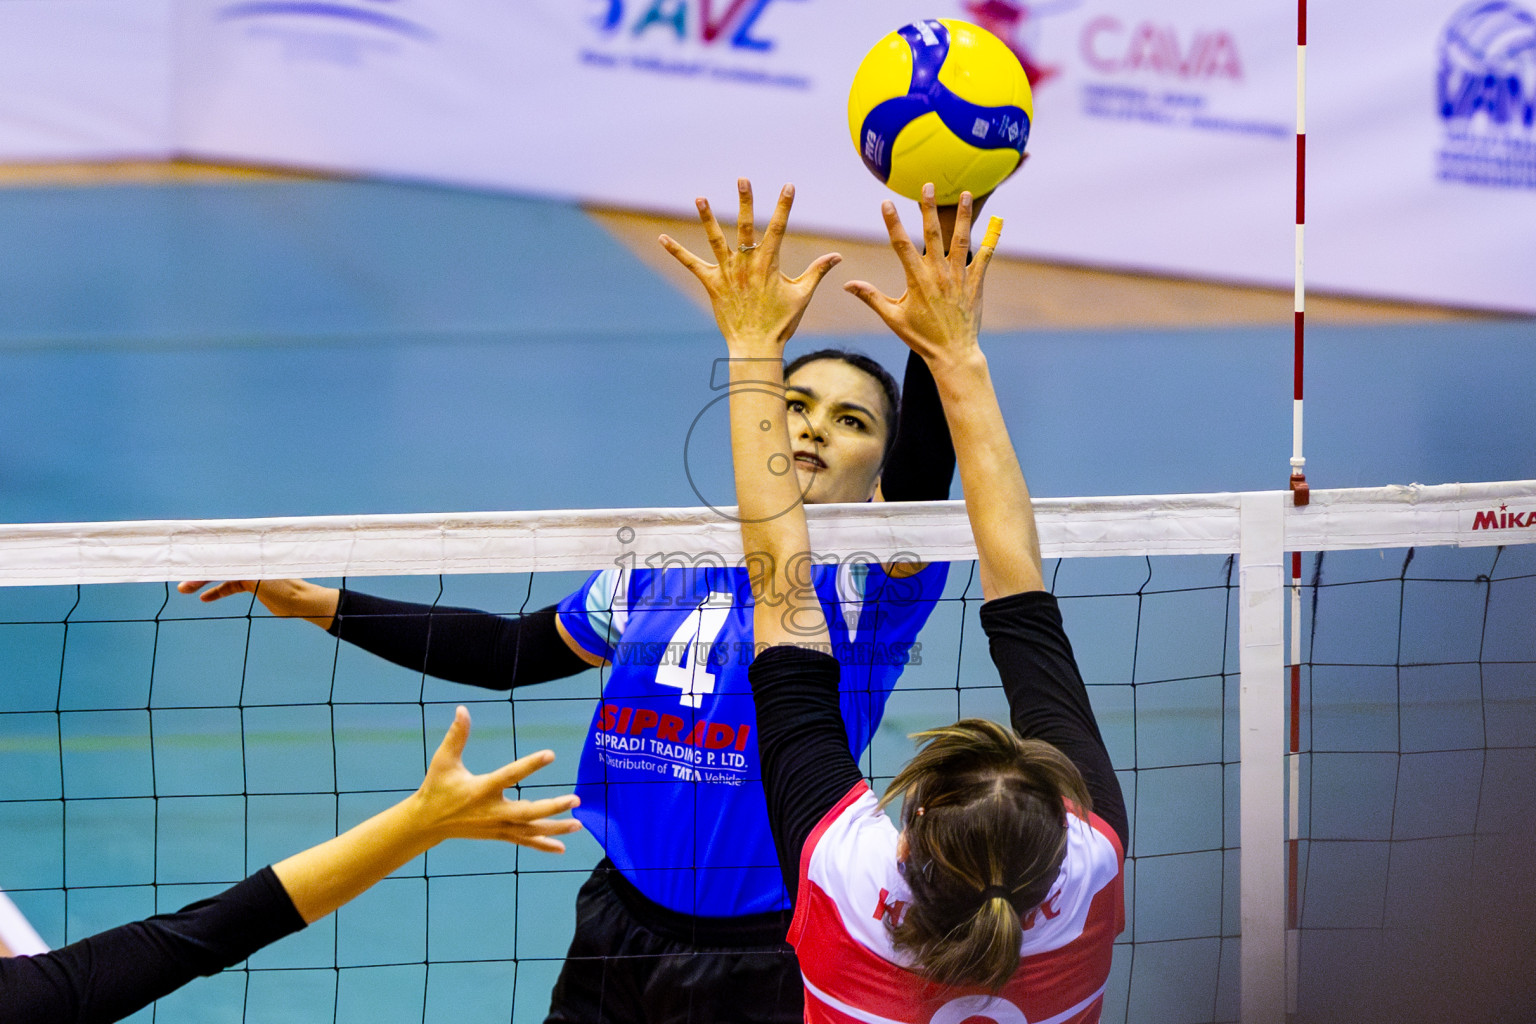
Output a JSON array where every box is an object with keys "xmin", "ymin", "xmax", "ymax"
[
  {"xmin": 1291, "ymin": 0, "xmax": 1309, "ymax": 508},
  {"xmin": 1287, "ymin": 1, "xmax": 1309, "ymax": 1018}
]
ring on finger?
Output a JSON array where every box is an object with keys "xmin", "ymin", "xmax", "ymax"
[{"xmin": 738, "ymin": 242, "xmax": 759, "ymax": 253}]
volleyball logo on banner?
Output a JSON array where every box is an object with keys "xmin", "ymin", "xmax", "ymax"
[
  {"xmin": 214, "ymin": 0, "xmax": 434, "ymax": 64},
  {"xmin": 582, "ymin": 0, "xmax": 813, "ymax": 89},
  {"xmin": 1436, "ymin": 0, "xmax": 1536, "ymax": 189}
]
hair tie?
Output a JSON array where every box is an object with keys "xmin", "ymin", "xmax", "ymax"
[{"xmin": 979, "ymin": 885, "xmax": 1012, "ymax": 903}]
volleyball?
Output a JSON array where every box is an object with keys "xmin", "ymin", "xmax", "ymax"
[{"xmin": 848, "ymin": 19, "xmax": 1033, "ymax": 205}]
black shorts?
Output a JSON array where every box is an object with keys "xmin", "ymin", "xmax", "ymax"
[{"xmin": 544, "ymin": 863, "xmax": 803, "ymax": 1024}]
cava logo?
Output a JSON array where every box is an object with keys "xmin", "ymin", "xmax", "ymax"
[
  {"xmin": 1082, "ymin": 17, "xmax": 1243, "ymax": 80},
  {"xmin": 1471, "ymin": 502, "xmax": 1536, "ymax": 530},
  {"xmin": 1075, "ymin": 16, "xmax": 1282, "ymax": 138},
  {"xmin": 591, "ymin": 0, "xmax": 795, "ymax": 52},
  {"xmin": 1436, "ymin": 0, "xmax": 1536, "ymax": 189}
]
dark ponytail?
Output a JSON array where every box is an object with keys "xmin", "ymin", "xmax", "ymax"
[{"xmin": 878, "ymin": 719, "xmax": 1091, "ymax": 991}]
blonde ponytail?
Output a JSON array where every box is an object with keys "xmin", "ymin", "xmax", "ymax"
[{"xmin": 878, "ymin": 719, "xmax": 1089, "ymax": 991}]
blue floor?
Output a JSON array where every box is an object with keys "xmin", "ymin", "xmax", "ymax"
[
  {"xmin": 1, "ymin": 180, "xmax": 1533, "ymax": 1023},
  {"xmin": 5, "ymin": 316, "xmax": 1536, "ymax": 525},
  {"xmin": 3, "ymin": 180, "xmax": 1534, "ymax": 526}
]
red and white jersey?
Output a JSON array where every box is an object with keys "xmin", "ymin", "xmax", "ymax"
[{"xmin": 787, "ymin": 781, "xmax": 1125, "ymax": 1024}]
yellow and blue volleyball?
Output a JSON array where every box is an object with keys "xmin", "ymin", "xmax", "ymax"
[{"xmin": 848, "ymin": 19, "xmax": 1032, "ymax": 205}]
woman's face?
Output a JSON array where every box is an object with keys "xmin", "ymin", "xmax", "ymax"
[{"xmin": 783, "ymin": 359, "xmax": 891, "ymax": 505}]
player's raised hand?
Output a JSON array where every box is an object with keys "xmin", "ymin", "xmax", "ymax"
[
  {"xmin": 659, "ymin": 178, "xmax": 841, "ymax": 356},
  {"xmin": 177, "ymin": 578, "xmax": 339, "ymax": 630},
  {"xmin": 273, "ymin": 707, "xmax": 581, "ymax": 924},
  {"xmin": 845, "ymin": 184, "xmax": 1001, "ymax": 367},
  {"xmin": 409, "ymin": 706, "xmax": 583, "ymax": 852}
]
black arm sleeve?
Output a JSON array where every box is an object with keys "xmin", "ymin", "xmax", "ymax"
[
  {"xmin": 327, "ymin": 593, "xmax": 590, "ymax": 691},
  {"xmin": 979, "ymin": 591, "xmax": 1130, "ymax": 852},
  {"xmin": 878, "ymin": 350, "xmax": 957, "ymax": 503},
  {"xmin": 1, "ymin": 867, "xmax": 305, "ymax": 1024},
  {"xmin": 748, "ymin": 646, "xmax": 867, "ymax": 899}
]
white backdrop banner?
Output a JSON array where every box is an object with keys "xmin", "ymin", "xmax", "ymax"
[
  {"xmin": 6, "ymin": 0, "xmax": 1534, "ymax": 312},
  {"xmin": 0, "ymin": 0, "xmax": 174, "ymax": 161},
  {"xmin": 170, "ymin": 0, "xmax": 1300, "ymax": 289}
]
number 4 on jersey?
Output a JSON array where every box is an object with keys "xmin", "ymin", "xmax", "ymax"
[{"xmin": 653, "ymin": 591, "xmax": 734, "ymax": 708}]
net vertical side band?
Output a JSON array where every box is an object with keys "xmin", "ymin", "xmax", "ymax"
[{"xmin": 1240, "ymin": 493, "xmax": 1286, "ymax": 1024}]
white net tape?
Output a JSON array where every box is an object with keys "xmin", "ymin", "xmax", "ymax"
[{"xmin": 3, "ymin": 481, "xmax": 1533, "ymax": 586}]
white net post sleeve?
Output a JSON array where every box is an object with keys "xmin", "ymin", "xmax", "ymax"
[{"xmin": 1240, "ymin": 493, "xmax": 1287, "ymax": 1024}]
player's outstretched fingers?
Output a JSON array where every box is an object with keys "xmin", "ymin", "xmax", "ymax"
[
  {"xmin": 515, "ymin": 833, "xmax": 576, "ymax": 854},
  {"xmin": 488, "ymin": 748, "xmax": 558, "ymax": 791},
  {"xmin": 178, "ymin": 580, "xmax": 253, "ymax": 603},
  {"xmin": 776, "ymin": 250, "xmax": 842, "ymax": 338},
  {"xmin": 760, "ymin": 183, "xmax": 795, "ymax": 264},
  {"xmin": 736, "ymin": 177, "xmax": 756, "ymax": 251},
  {"xmin": 429, "ymin": 705, "xmax": 473, "ymax": 770},
  {"xmin": 515, "ymin": 793, "xmax": 582, "ymax": 822},
  {"xmin": 694, "ymin": 196, "xmax": 731, "ymax": 264},
  {"xmin": 496, "ymin": 789, "xmax": 580, "ymax": 852},
  {"xmin": 792, "ymin": 251, "xmax": 842, "ymax": 293},
  {"xmin": 972, "ymin": 215, "xmax": 1004, "ymax": 289},
  {"xmin": 843, "ymin": 280, "xmax": 901, "ymax": 333},
  {"xmin": 659, "ymin": 234, "xmax": 712, "ymax": 281},
  {"xmin": 485, "ymin": 793, "xmax": 581, "ymax": 851},
  {"xmin": 949, "ymin": 192, "xmax": 975, "ymax": 269},
  {"xmin": 878, "ymin": 201, "xmax": 923, "ymax": 284},
  {"xmin": 919, "ymin": 183, "xmax": 944, "ymax": 262}
]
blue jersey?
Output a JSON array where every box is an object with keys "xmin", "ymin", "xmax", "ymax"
[{"xmin": 557, "ymin": 559, "xmax": 947, "ymax": 918}]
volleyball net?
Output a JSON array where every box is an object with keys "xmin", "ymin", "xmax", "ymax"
[{"xmin": 1, "ymin": 481, "xmax": 1533, "ymax": 1024}]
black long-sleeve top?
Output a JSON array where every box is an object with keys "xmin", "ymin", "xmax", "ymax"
[
  {"xmin": 0, "ymin": 867, "xmax": 305, "ymax": 1024},
  {"xmin": 749, "ymin": 590, "xmax": 1129, "ymax": 897},
  {"xmin": 880, "ymin": 351, "xmax": 955, "ymax": 503},
  {"xmin": 328, "ymin": 595, "xmax": 589, "ymax": 689}
]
